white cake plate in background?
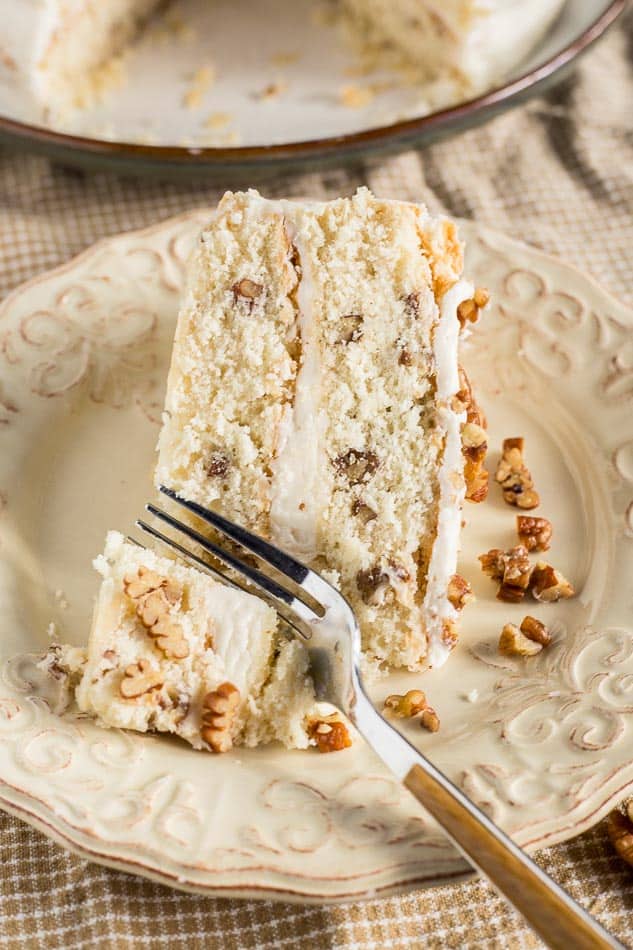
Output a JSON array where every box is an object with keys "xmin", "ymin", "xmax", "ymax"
[
  {"xmin": 0, "ymin": 0, "xmax": 626, "ymax": 178},
  {"xmin": 0, "ymin": 212, "xmax": 631, "ymax": 901}
]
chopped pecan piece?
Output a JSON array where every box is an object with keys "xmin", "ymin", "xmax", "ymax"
[
  {"xmin": 356, "ymin": 565, "xmax": 389, "ymax": 606},
  {"xmin": 351, "ymin": 498, "xmax": 377, "ymax": 525},
  {"xmin": 123, "ymin": 566, "xmax": 181, "ymax": 606},
  {"xmin": 457, "ymin": 287, "xmax": 490, "ymax": 328},
  {"xmin": 337, "ymin": 313, "xmax": 363, "ymax": 343},
  {"xmin": 480, "ymin": 545, "xmax": 532, "ymax": 585},
  {"xmin": 402, "ymin": 291, "xmax": 420, "ymax": 318},
  {"xmin": 201, "ymin": 682, "xmax": 240, "ymax": 753},
  {"xmin": 420, "ymin": 708, "xmax": 440, "ymax": 733},
  {"xmin": 447, "ymin": 574, "xmax": 474, "ymax": 611},
  {"xmin": 607, "ymin": 805, "xmax": 633, "ymax": 867},
  {"xmin": 398, "ymin": 347, "xmax": 413, "ymax": 366},
  {"xmin": 495, "ymin": 437, "xmax": 540, "ymax": 509},
  {"xmin": 120, "ymin": 659, "xmax": 163, "ymax": 699},
  {"xmin": 480, "ymin": 546, "xmax": 533, "ymax": 603},
  {"xmin": 479, "ymin": 548, "xmax": 505, "ymax": 580},
  {"xmin": 384, "ymin": 689, "xmax": 427, "ymax": 718},
  {"xmin": 498, "ymin": 623, "xmax": 543, "ymax": 657},
  {"xmin": 520, "ymin": 616, "xmax": 551, "ymax": 646},
  {"xmin": 462, "ymin": 422, "xmax": 487, "ymax": 457},
  {"xmin": 231, "ymin": 278, "xmax": 263, "ymax": 308},
  {"xmin": 517, "ymin": 515, "xmax": 552, "ymax": 552},
  {"xmin": 442, "ymin": 618, "xmax": 459, "ymax": 649},
  {"xmin": 308, "ymin": 714, "xmax": 352, "ymax": 753},
  {"xmin": 333, "ymin": 449, "xmax": 380, "ymax": 485},
  {"xmin": 205, "ymin": 451, "xmax": 231, "ymax": 478},
  {"xmin": 383, "ymin": 689, "xmax": 440, "ymax": 731},
  {"xmin": 455, "ymin": 366, "xmax": 486, "ymax": 427},
  {"xmin": 530, "ymin": 562, "xmax": 575, "ymax": 602},
  {"xmin": 456, "ymin": 367, "xmax": 488, "ymax": 502},
  {"xmin": 497, "ymin": 583, "xmax": 527, "ymax": 604}
]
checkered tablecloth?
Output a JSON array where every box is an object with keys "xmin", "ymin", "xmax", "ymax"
[{"xmin": 0, "ymin": 9, "xmax": 631, "ymax": 948}]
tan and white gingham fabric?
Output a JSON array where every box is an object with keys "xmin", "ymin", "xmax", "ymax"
[{"xmin": 0, "ymin": 11, "xmax": 632, "ymax": 949}]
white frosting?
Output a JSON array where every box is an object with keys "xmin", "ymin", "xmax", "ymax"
[
  {"xmin": 0, "ymin": 1, "xmax": 64, "ymax": 119},
  {"xmin": 463, "ymin": 0, "xmax": 568, "ymax": 92},
  {"xmin": 268, "ymin": 211, "xmax": 326, "ymax": 561},
  {"xmin": 423, "ymin": 277, "xmax": 473, "ymax": 669}
]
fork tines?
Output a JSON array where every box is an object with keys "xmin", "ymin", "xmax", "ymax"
[{"xmin": 136, "ymin": 488, "xmax": 322, "ymax": 637}]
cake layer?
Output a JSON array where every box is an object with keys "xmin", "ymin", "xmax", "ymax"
[
  {"xmin": 156, "ymin": 188, "xmax": 480, "ymax": 671},
  {"xmin": 60, "ymin": 531, "xmax": 317, "ymax": 751}
]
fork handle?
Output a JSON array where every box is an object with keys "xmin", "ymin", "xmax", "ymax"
[{"xmin": 352, "ymin": 687, "xmax": 622, "ymax": 950}]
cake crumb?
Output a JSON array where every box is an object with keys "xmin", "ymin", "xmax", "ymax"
[
  {"xmin": 183, "ymin": 66, "xmax": 216, "ymax": 110},
  {"xmin": 465, "ymin": 688, "xmax": 479, "ymax": 703},
  {"xmin": 204, "ymin": 112, "xmax": 232, "ymax": 130},
  {"xmin": 254, "ymin": 81, "xmax": 288, "ymax": 101},
  {"xmin": 54, "ymin": 590, "xmax": 69, "ymax": 610},
  {"xmin": 339, "ymin": 84, "xmax": 374, "ymax": 108},
  {"xmin": 270, "ymin": 51, "xmax": 300, "ymax": 67},
  {"xmin": 46, "ymin": 621, "xmax": 57, "ymax": 639}
]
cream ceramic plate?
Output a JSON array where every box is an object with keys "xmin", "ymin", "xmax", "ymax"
[{"xmin": 0, "ymin": 212, "xmax": 631, "ymax": 902}]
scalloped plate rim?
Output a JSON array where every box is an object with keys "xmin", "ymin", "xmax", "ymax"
[{"xmin": 0, "ymin": 210, "xmax": 631, "ymax": 903}]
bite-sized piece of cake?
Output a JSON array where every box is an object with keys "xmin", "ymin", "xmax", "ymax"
[
  {"xmin": 57, "ymin": 531, "xmax": 317, "ymax": 752},
  {"xmin": 341, "ymin": 0, "xmax": 567, "ymax": 97},
  {"xmin": 156, "ymin": 188, "xmax": 487, "ymax": 672}
]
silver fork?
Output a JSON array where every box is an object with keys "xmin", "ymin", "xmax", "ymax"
[{"xmin": 137, "ymin": 486, "xmax": 621, "ymax": 950}]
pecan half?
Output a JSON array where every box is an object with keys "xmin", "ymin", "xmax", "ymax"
[
  {"xmin": 201, "ymin": 682, "xmax": 240, "ymax": 753},
  {"xmin": 149, "ymin": 615, "xmax": 189, "ymax": 659},
  {"xmin": 120, "ymin": 659, "xmax": 163, "ymax": 699},
  {"xmin": 308, "ymin": 714, "xmax": 352, "ymax": 753},
  {"xmin": 517, "ymin": 515, "xmax": 552, "ymax": 552},
  {"xmin": 123, "ymin": 566, "xmax": 189, "ymax": 659}
]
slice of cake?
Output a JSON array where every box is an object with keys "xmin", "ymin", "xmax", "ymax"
[
  {"xmin": 156, "ymin": 188, "xmax": 487, "ymax": 672},
  {"xmin": 340, "ymin": 0, "xmax": 567, "ymax": 98},
  {"xmin": 1, "ymin": 1, "xmax": 162, "ymax": 122},
  {"xmin": 55, "ymin": 531, "xmax": 318, "ymax": 751}
]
